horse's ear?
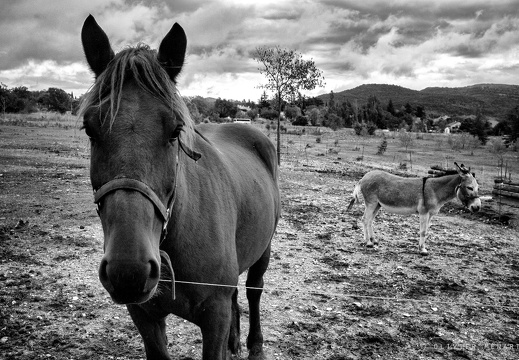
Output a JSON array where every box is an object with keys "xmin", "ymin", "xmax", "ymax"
[
  {"xmin": 472, "ymin": 172, "xmax": 476, "ymax": 178},
  {"xmin": 158, "ymin": 23, "xmax": 187, "ymax": 83},
  {"xmin": 81, "ymin": 15, "xmax": 114, "ymax": 78}
]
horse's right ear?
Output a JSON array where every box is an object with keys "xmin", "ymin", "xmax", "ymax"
[
  {"xmin": 81, "ymin": 15, "xmax": 115, "ymax": 78},
  {"xmin": 158, "ymin": 23, "xmax": 187, "ymax": 83}
]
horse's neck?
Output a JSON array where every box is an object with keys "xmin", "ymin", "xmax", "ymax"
[{"xmin": 428, "ymin": 174, "xmax": 460, "ymax": 205}]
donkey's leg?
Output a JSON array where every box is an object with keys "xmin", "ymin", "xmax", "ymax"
[
  {"xmin": 199, "ymin": 294, "xmax": 234, "ymax": 360},
  {"xmin": 418, "ymin": 213, "xmax": 433, "ymax": 255},
  {"xmin": 126, "ymin": 304, "xmax": 171, "ymax": 360},
  {"xmin": 228, "ymin": 288, "xmax": 241, "ymax": 355},
  {"xmin": 362, "ymin": 202, "xmax": 381, "ymax": 247},
  {"xmin": 245, "ymin": 243, "xmax": 271, "ymax": 360}
]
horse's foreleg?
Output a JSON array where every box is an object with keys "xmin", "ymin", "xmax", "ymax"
[
  {"xmin": 126, "ymin": 304, "xmax": 170, "ymax": 360},
  {"xmin": 246, "ymin": 243, "xmax": 271, "ymax": 360},
  {"xmin": 228, "ymin": 289, "xmax": 241, "ymax": 355},
  {"xmin": 418, "ymin": 213, "xmax": 432, "ymax": 255},
  {"xmin": 199, "ymin": 295, "xmax": 233, "ymax": 360}
]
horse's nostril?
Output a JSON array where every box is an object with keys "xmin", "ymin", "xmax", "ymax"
[
  {"xmin": 149, "ymin": 259, "xmax": 160, "ymax": 280},
  {"xmin": 98, "ymin": 259, "xmax": 115, "ymax": 292}
]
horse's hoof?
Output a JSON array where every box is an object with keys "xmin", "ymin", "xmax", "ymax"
[
  {"xmin": 248, "ymin": 344, "xmax": 265, "ymax": 360},
  {"xmin": 419, "ymin": 251, "xmax": 428, "ymax": 256},
  {"xmin": 366, "ymin": 243, "xmax": 374, "ymax": 248}
]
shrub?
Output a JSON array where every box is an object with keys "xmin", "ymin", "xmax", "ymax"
[{"xmin": 293, "ymin": 115, "xmax": 308, "ymax": 126}]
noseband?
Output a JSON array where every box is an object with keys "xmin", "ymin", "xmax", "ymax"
[
  {"xmin": 92, "ymin": 140, "xmax": 201, "ymax": 243},
  {"xmin": 94, "ymin": 177, "xmax": 174, "ymax": 241}
]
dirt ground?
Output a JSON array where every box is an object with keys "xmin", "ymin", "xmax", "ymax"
[{"xmin": 1, "ymin": 124, "xmax": 519, "ymax": 360}]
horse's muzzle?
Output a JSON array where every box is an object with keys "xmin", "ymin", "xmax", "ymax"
[{"xmin": 99, "ymin": 257, "xmax": 160, "ymax": 304}]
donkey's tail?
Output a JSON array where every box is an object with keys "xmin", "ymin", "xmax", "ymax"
[{"xmin": 346, "ymin": 183, "xmax": 361, "ymax": 212}]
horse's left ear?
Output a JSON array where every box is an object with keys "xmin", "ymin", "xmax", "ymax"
[{"xmin": 158, "ymin": 23, "xmax": 187, "ymax": 83}]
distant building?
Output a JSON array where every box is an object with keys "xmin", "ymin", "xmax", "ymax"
[
  {"xmin": 445, "ymin": 121, "xmax": 461, "ymax": 133},
  {"xmin": 237, "ymin": 105, "xmax": 251, "ymax": 112}
]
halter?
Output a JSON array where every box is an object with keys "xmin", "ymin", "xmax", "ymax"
[
  {"xmin": 92, "ymin": 139, "xmax": 201, "ymax": 243},
  {"xmin": 92, "ymin": 140, "xmax": 201, "ymax": 301},
  {"xmin": 455, "ymin": 176, "xmax": 479, "ymax": 207}
]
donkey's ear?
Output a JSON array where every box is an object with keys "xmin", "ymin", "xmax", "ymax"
[
  {"xmin": 81, "ymin": 15, "xmax": 114, "ymax": 78},
  {"xmin": 158, "ymin": 23, "xmax": 187, "ymax": 83},
  {"xmin": 454, "ymin": 162, "xmax": 464, "ymax": 175}
]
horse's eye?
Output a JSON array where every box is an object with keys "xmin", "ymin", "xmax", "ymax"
[
  {"xmin": 81, "ymin": 123, "xmax": 95, "ymax": 143},
  {"xmin": 466, "ymin": 186, "xmax": 473, "ymax": 191},
  {"xmin": 170, "ymin": 125, "xmax": 183, "ymax": 142}
]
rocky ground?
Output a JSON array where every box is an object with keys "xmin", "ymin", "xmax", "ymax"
[{"xmin": 1, "ymin": 125, "xmax": 518, "ymax": 359}]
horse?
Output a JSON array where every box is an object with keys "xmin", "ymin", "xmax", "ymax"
[
  {"xmin": 80, "ymin": 15, "xmax": 280, "ymax": 360},
  {"xmin": 347, "ymin": 162, "xmax": 481, "ymax": 255}
]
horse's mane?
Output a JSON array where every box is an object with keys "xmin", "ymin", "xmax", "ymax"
[{"xmin": 79, "ymin": 44, "xmax": 195, "ymax": 146}]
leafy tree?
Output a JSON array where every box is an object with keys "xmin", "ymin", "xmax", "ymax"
[
  {"xmin": 189, "ymin": 96, "xmax": 213, "ymax": 118},
  {"xmin": 46, "ymin": 88, "xmax": 71, "ymax": 114},
  {"xmin": 293, "ymin": 115, "xmax": 308, "ymax": 126},
  {"xmin": 260, "ymin": 108, "xmax": 279, "ymax": 120},
  {"xmin": 307, "ymin": 107, "xmax": 322, "ymax": 126},
  {"xmin": 508, "ymin": 106, "xmax": 519, "ymax": 142},
  {"xmin": 399, "ymin": 131, "xmax": 414, "ymax": 151},
  {"xmin": 214, "ymin": 98, "xmax": 237, "ymax": 118},
  {"xmin": 459, "ymin": 109, "xmax": 491, "ymax": 144},
  {"xmin": 328, "ymin": 90, "xmax": 336, "ymax": 111},
  {"xmin": 247, "ymin": 108, "xmax": 259, "ymax": 121},
  {"xmin": 258, "ymin": 91, "xmax": 270, "ymax": 109},
  {"xmin": 376, "ymin": 136, "xmax": 388, "ymax": 155},
  {"xmin": 305, "ymin": 96, "xmax": 324, "ymax": 107},
  {"xmin": 415, "ymin": 105, "xmax": 426, "ymax": 119},
  {"xmin": 284, "ymin": 105, "xmax": 301, "ymax": 120},
  {"xmin": 254, "ymin": 46, "xmax": 325, "ymax": 164},
  {"xmin": 324, "ymin": 113, "xmax": 343, "ymax": 130},
  {"xmin": 386, "ymin": 99, "xmax": 396, "ymax": 116}
]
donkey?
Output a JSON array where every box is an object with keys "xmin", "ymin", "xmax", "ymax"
[{"xmin": 347, "ymin": 163, "xmax": 481, "ymax": 255}]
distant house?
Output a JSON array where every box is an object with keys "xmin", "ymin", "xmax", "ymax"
[
  {"xmin": 237, "ymin": 105, "xmax": 251, "ymax": 112},
  {"xmin": 445, "ymin": 121, "xmax": 461, "ymax": 133},
  {"xmin": 234, "ymin": 118, "xmax": 251, "ymax": 124}
]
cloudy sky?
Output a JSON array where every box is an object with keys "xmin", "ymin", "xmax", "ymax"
[{"xmin": 0, "ymin": 0, "xmax": 518, "ymax": 101}]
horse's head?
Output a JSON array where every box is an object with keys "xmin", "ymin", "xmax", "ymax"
[
  {"xmin": 454, "ymin": 162, "xmax": 481, "ymax": 213},
  {"xmin": 80, "ymin": 15, "xmax": 194, "ymax": 304}
]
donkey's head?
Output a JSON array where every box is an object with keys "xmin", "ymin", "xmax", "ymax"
[
  {"xmin": 80, "ymin": 15, "xmax": 194, "ymax": 304},
  {"xmin": 454, "ymin": 162, "xmax": 481, "ymax": 213}
]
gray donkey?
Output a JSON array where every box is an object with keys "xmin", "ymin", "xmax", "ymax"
[{"xmin": 347, "ymin": 163, "xmax": 481, "ymax": 255}]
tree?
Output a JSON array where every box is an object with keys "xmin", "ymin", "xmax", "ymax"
[
  {"xmin": 46, "ymin": 88, "xmax": 71, "ymax": 114},
  {"xmin": 508, "ymin": 106, "xmax": 519, "ymax": 142},
  {"xmin": 386, "ymin": 99, "xmax": 396, "ymax": 116},
  {"xmin": 254, "ymin": 46, "xmax": 325, "ymax": 164},
  {"xmin": 284, "ymin": 105, "xmax": 301, "ymax": 120},
  {"xmin": 307, "ymin": 107, "xmax": 322, "ymax": 126},
  {"xmin": 214, "ymin": 98, "xmax": 237, "ymax": 119}
]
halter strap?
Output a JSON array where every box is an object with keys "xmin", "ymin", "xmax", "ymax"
[
  {"xmin": 92, "ymin": 139, "xmax": 201, "ymax": 243},
  {"xmin": 94, "ymin": 178, "xmax": 169, "ymax": 221},
  {"xmin": 422, "ymin": 177, "xmax": 428, "ymax": 198}
]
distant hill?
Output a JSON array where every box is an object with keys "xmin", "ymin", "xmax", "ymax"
[{"xmin": 317, "ymin": 84, "xmax": 519, "ymax": 120}]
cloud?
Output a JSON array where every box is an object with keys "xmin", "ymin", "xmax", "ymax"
[{"xmin": 0, "ymin": 0, "xmax": 518, "ymax": 100}]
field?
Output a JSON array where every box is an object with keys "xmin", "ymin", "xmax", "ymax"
[{"xmin": 1, "ymin": 118, "xmax": 519, "ymax": 360}]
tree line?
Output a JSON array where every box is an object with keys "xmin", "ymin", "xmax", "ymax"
[
  {"xmin": 2, "ymin": 82, "xmax": 518, "ymax": 145},
  {"xmin": 0, "ymin": 83, "xmax": 79, "ymax": 115}
]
